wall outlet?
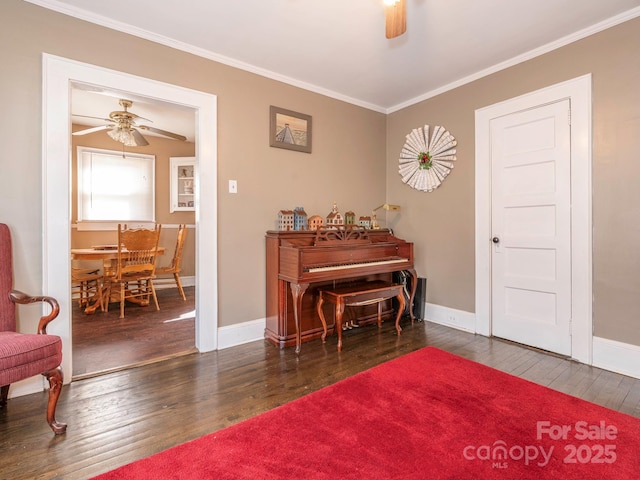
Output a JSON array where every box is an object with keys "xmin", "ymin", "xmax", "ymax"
[{"xmin": 229, "ymin": 180, "xmax": 237, "ymax": 193}]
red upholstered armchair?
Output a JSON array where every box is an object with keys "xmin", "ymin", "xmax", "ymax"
[{"xmin": 0, "ymin": 223, "xmax": 67, "ymax": 434}]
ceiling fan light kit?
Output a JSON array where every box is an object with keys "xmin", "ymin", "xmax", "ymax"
[
  {"xmin": 385, "ymin": 0, "xmax": 406, "ymax": 39},
  {"xmin": 107, "ymin": 126, "xmax": 137, "ymax": 146}
]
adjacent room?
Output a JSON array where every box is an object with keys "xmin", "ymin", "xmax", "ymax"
[
  {"xmin": 1, "ymin": 0, "xmax": 640, "ymax": 478},
  {"xmin": 69, "ymin": 88, "xmax": 198, "ymax": 378}
]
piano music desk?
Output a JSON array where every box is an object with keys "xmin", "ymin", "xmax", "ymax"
[{"xmin": 316, "ymin": 281, "xmax": 406, "ymax": 351}]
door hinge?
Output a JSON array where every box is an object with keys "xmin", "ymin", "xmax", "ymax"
[{"xmin": 568, "ymin": 108, "xmax": 571, "ymax": 126}]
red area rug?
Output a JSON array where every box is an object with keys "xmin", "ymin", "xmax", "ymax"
[{"xmin": 93, "ymin": 347, "xmax": 640, "ymax": 479}]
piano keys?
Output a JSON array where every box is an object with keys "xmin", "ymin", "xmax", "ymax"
[
  {"xmin": 307, "ymin": 257, "xmax": 407, "ymax": 273},
  {"xmin": 265, "ymin": 227, "xmax": 417, "ymax": 353}
]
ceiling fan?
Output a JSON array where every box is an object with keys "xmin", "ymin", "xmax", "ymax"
[
  {"xmin": 72, "ymin": 99, "xmax": 187, "ymax": 147},
  {"xmin": 384, "ymin": 0, "xmax": 406, "ymax": 39}
]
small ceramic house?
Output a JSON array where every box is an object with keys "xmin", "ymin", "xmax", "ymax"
[
  {"xmin": 293, "ymin": 207, "xmax": 308, "ymax": 231},
  {"xmin": 308, "ymin": 215, "xmax": 324, "ymax": 230},
  {"xmin": 358, "ymin": 216, "xmax": 372, "ymax": 229},
  {"xmin": 278, "ymin": 210, "xmax": 294, "ymax": 231},
  {"xmin": 344, "ymin": 211, "xmax": 356, "ymax": 226},
  {"xmin": 326, "ymin": 202, "xmax": 344, "ymax": 227}
]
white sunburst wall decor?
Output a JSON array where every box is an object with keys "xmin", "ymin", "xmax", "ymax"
[{"xmin": 398, "ymin": 125, "xmax": 457, "ymax": 192}]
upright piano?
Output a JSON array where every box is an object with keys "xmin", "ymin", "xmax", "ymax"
[{"xmin": 265, "ymin": 227, "xmax": 417, "ymax": 352}]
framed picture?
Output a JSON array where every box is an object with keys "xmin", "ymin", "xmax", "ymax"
[{"xmin": 270, "ymin": 106, "xmax": 312, "ymax": 153}]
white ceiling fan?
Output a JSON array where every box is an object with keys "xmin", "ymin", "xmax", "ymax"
[
  {"xmin": 72, "ymin": 98, "xmax": 187, "ymax": 147},
  {"xmin": 384, "ymin": 0, "xmax": 406, "ymax": 39}
]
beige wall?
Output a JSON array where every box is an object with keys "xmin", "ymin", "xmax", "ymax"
[
  {"xmin": 2, "ymin": 1, "xmax": 639, "ymax": 348},
  {"xmin": 387, "ymin": 16, "xmax": 640, "ymax": 346},
  {"xmin": 0, "ymin": 1, "xmax": 386, "ymax": 332}
]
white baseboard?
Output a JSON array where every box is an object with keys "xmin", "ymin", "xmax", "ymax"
[
  {"xmin": 423, "ymin": 304, "xmax": 640, "ymax": 380},
  {"xmin": 593, "ymin": 336, "xmax": 640, "ymax": 380},
  {"xmin": 424, "ymin": 302, "xmax": 476, "ymax": 333},
  {"xmin": 154, "ymin": 275, "xmax": 195, "ymax": 289},
  {"xmin": 217, "ymin": 318, "xmax": 266, "ymax": 350},
  {"xmin": 7, "ymin": 376, "xmax": 44, "ymax": 399}
]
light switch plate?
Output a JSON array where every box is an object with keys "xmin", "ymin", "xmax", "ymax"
[{"xmin": 229, "ymin": 180, "xmax": 237, "ymax": 193}]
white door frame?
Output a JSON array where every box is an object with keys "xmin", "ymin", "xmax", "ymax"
[
  {"xmin": 475, "ymin": 74, "xmax": 593, "ymax": 364},
  {"xmin": 43, "ymin": 54, "xmax": 219, "ymax": 382}
]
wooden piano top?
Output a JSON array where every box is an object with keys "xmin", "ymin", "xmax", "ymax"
[
  {"xmin": 266, "ymin": 228, "xmax": 405, "ymax": 246},
  {"xmin": 267, "ymin": 228, "xmax": 414, "ymax": 284}
]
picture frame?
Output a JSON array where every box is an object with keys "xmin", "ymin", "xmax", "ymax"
[{"xmin": 269, "ymin": 106, "xmax": 312, "ymax": 153}]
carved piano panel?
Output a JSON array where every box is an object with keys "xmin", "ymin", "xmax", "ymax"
[{"xmin": 265, "ymin": 228, "xmax": 416, "ymax": 350}]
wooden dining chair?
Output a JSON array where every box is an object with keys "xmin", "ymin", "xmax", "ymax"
[
  {"xmin": 71, "ymin": 267, "xmax": 104, "ymax": 313},
  {"xmin": 155, "ymin": 224, "xmax": 188, "ymax": 301},
  {"xmin": 105, "ymin": 224, "xmax": 162, "ymax": 318}
]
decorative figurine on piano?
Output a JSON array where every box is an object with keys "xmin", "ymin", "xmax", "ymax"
[
  {"xmin": 278, "ymin": 210, "xmax": 294, "ymax": 230},
  {"xmin": 344, "ymin": 211, "xmax": 356, "ymax": 226},
  {"xmin": 358, "ymin": 216, "xmax": 372, "ymax": 229},
  {"xmin": 278, "ymin": 202, "xmax": 365, "ymax": 232},
  {"xmin": 308, "ymin": 215, "xmax": 324, "ymax": 230},
  {"xmin": 293, "ymin": 207, "xmax": 307, "ymax": 231},
  {"xmin": 325, "ymin": 201, "xmax": 344, "ymax": 227}
]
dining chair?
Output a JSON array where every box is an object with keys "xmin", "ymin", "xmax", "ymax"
[
  {"xmin": 155, "ymin": 224, "xmax": 188, "ymax": 301},
  {"xmin": 71, "ymin": 267, "xmax": 104, "ymax": 313},
  {"xmin": 106, "ymin": 224, "xmax": 162, "ymax": 318}
]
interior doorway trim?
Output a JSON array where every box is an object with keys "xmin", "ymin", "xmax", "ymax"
[
  {"xmin": 43, "ymin": 54, "xmax": 219, "ymax": 382},
  {"xmin": 474, "ymin": 74, "xmax": 593, "ymax": 364}
]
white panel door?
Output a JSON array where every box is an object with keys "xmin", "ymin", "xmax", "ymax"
[{"xmin": 491, "ymin": 99, "xmax": 571, "ymax": 355}]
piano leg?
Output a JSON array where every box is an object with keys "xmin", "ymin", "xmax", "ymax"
[
  {"xmin": 317, "ymin": 293, "xmax": 328, "ymax": 343},
  {"xmin": 394, "ymin": 290, "xmax": 406, "ymax": 335},
  {"xmin": 289, "ymin": 282, "xmax": 309, "ymax": 355},
  {"xmin": 406, "ymin": 268, "xmax": 418, "ymax": 323},
  {"xmin": 335, "ymin": 300, "xmax": 345, "ymax": 352}
]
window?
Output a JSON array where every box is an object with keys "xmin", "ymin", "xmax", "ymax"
[{"xmin": 77, "ymin": 147, "xmax": 155, "ymax": 229}]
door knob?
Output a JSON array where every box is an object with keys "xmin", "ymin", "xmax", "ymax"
[{"xmin": 492, "ymin": 237, "xmax": 500, "ymax": 244}]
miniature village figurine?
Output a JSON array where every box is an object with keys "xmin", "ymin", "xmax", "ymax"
[
  {"xmin": 278, "ymin": 210, "xmax": 294, "ymax": 230},
  {"xmin": 326, "ymin": 201, "xmax": 344, "ymax": 227},
  {"xmin": 293, "ymin": 207, "xmax": 308, "ymax": 231},
  {"xmin": 308, "ymin": 215, "xmax": 324, "ymax": 230}
]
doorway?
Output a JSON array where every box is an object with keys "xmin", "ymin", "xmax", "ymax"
[
  {"xmin": 43, "ymin": 55, "xmax": 219, "ymax": 384},
  {"xmin": 69, "ymin": 88, "xmax": 198, "ymax": 377},
  {"xmin": 475, "ymin": 74, "xmax": 593, "ymax": 364}
]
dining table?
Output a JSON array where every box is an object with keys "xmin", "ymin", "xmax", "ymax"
[{"xmin": 71, "ymin": 246, "xmax": 165, "ymax": 314}]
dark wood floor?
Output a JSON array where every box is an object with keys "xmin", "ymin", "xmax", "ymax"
[
  {"xmin": 72, "ymin": 287, "xmax": 196, "ymax": 379},
  {"xmin": 2, "ymin": 315, "xmax": 640, "ymax": 479}
]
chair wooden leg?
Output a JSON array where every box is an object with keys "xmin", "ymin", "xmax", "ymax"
[
  {"xmin": 120, "ymin": 282, "xmax": 126, "ymax": 318},
  {"xmin": 0, "ymin": 384, "xmax": 9, "ymax": 408},
  {"xmin": 150, "ymin": 280, "xmax": 160, "ymax": 311},
  {"xmin": 174, "ymin": 273, "xmax": 186, "ymax": 301},
  {"xmin": 42, "ymin": 366, "xmax": 66, "ymax": 435},
  {"xmin": 104, "ymin": 282, "xmax": 111, "ymax": 313},
  {"xmin": 96, "ymin": 281, "xmax": 105, "ymax": 313}
]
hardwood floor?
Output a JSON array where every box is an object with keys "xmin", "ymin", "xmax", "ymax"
[
  {"xmin": 2, "ymin": 316, "xmax": 640, "ymax": 479},
  {"xmin": 72, "ymin": 287, "xmax": 196, "ymax": 379}
]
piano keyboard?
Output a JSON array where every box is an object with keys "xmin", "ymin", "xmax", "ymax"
[{"xmin": 306, "ymin": 258, "xmax": 407, "ymax": 273}]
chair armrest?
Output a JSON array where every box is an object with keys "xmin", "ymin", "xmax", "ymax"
[{"xmin": 9, "ymin": 290, "xmax": 61, "ymax": 334}]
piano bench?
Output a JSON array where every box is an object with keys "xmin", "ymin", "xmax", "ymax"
[{"xmin": 316, "ymin": 281, "xmax": 406, "ymax": 352}]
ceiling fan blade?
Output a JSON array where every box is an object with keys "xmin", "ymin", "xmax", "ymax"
[
  {"xmin": 385, "ymin": 0, "xmax": 406, "ymax": 39},
  {"xmin": 73, "ymin": 114, "xmax": 113, "ymax": 123},
  {"xmin": 138, "ymin": 125, "xmax": 187, "ymax": 141},
  {"xmin": 72, "ymin": 125, "xmax": 111, "ymax": 136},
  {"xmin": 131, "ymin": 128, "xmax": 150, "ymax": 146}
]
